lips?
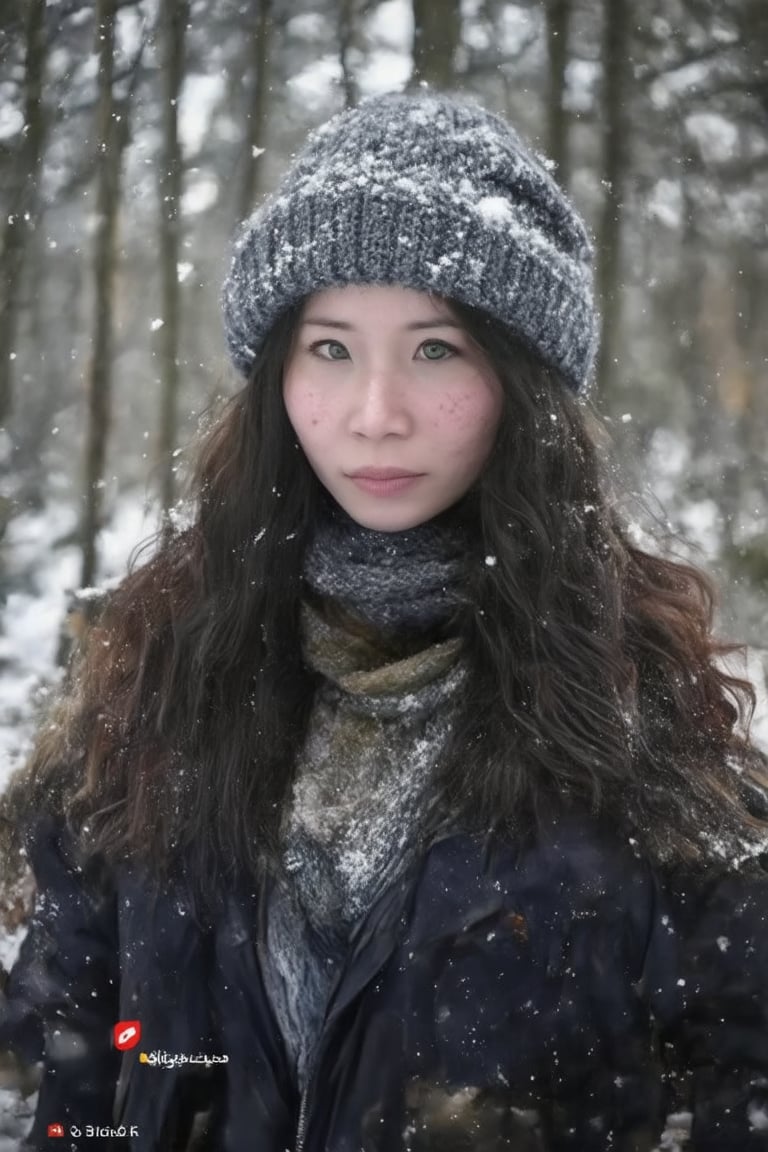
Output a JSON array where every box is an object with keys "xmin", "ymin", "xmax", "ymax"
[{"xmin": 346, "ymin": 468, "xmax": 422, "ymax": 480}]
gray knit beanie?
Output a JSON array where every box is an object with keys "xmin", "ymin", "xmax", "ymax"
[{"xmin": 222, "ymin": 91, "xmax": 598, "ymax": 393}]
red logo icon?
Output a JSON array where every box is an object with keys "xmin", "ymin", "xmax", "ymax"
[
  {"xmin": 113, "ymin": 1020, "xmax": 142, "ymax": 1050},
  {"xmin": 47, "ymin": 1123, "xmax": 65, "ymax": 1137}
]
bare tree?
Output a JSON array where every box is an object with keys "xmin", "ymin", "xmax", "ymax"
[
  {"xmin": 80, "ymin": 0, "xmax": 144, "ymax": 587},
  {"xmin": 338, "ymin": 0, "xmax": 360, "ymax": 109},
  {"xmin": 237, "ymin": 0, "xmax": 273, "ymax": 220},
  {"xmin": 81, "ymin": 0, "xmax": 120, "ymax": 588},
  {"xmin": 0, "ymin": 0, "xmax": 46, "ymax": 431},
  {"xmin": 157, "ymin": 0, "xmax": 189, "ymax": 519},
  {"xmin": 543, "ymin": 0, "xmax": 572, "ymax": 187},
  {"xmin": 678, "ymin": 143, "xmax": 715, "ymax": 476},
  {"xmin": 594, "ymin": 0, "xmax": 630, "ymax": 408},
  {"xmin": 745, "ymin": 0, "xmax": 768, "ymax": 117},
  {"xmin": 408, "ymin": 0, "xmax": 461, "ymax": 90},
  {"xmin": 738, "ymin": 249, "xmax": 768, "ymax": 504}
]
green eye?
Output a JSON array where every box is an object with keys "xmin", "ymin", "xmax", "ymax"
[
  {"xmin": 420, "ymin": 340, "xmax": 453, "ymax": 361},
  {"xmin": 308, "ymin": 336, "xmax": 352, "ymax": 359},
  {"xmin": 313, "ymin": 340, "xmax": 349, "ymax": 360}
]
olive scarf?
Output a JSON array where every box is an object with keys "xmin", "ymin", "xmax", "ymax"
[{"xmin": 257, "ymin": 498, "xmax": 472, "ymax": 1091}]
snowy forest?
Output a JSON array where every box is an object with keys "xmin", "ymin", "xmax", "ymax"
[{"xmin": 0, "ymin": 0, "xmax": 767, "ymax": 1141}]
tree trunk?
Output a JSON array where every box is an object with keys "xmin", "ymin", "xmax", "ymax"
[
  {"xmin": 0, "ymin": 0, "xmax": 46, "ymax": 430},
  {"xmin": 15, "ymin": 216, "xmax": 58, "ymax": 509},
  {"xmin": 238, "ymin": 0, "xmax": 273, "ymax": 220},
  {"xmin": 678, "ymin": 145, "xmax": 716, "ymax": 483},
  {"xmin": 338, "ymin": 0, "xmax": 360, "ymax": 109},
  {"xmin": 408, "ymin": 0, "xmax": 461, "ymax": 90},
  {"xmin": 594, "ymin": 0, "xmax": 629, "ymax": 410},
  {"xmin": 80, "ymin": 0, "xmax": 122, "ymax": 589},
  {"xmin": 157, "ymin": 0, "xmax": 189, "ymax": 519},
  {"xmin": 743, "ymin": 0, "xmax": 768, "ymax": 118},
  {"xmin": 543, "ymin": 0, "xmax": 572, "ymax": 187},
  {"xmin": 736, "ymin": 247, "xmax": 768, "ymax": 504}
]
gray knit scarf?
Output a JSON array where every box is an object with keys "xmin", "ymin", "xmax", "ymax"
[
  {"xmin": 257, "ymin": 497, "xmax": 473, "ymax": 1092},
  {"xmin": 301, "ymin": 495, "xmax": 472, "ymax": 632}
]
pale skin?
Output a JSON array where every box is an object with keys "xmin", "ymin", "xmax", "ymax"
[{"xmin": 282, "ymin": 285, "xmax": 504, "ymax": 532}]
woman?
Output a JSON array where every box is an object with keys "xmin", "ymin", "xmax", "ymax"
[{"xmin": 2, "ymin": 90, "xmax": 768, "ymax": 1151}]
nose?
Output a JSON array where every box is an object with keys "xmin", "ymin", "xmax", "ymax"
[{"xmin": 347, "ymin": 367, "xmax": 412, "ymax": 439}]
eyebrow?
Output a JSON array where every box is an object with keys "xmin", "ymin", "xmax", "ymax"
[{"xmin": 300, "ymin": 316, "xmax": 462, "ymax": 330}]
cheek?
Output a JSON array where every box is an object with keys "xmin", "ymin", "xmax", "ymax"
[
  {"xmin": 432, "ymin": 387, "xmax": 501, "ymax": 451},
  {"xmin": 284, "ymin": 381, "xmax": 329, "ymax": 433}
]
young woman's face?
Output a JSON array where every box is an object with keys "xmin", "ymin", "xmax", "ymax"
[{"xmin": 282, "ymin": 285, "xmax": 503, "ymax": 531}]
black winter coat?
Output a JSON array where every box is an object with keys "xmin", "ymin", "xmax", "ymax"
[{"xmin": 2, "ymin": 810, "xmax": 768, "ymax": 1151}]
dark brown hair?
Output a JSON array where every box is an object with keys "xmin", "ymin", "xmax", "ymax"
[{"xmin": 25, "ymin": 297, "xmax": 768, "ymax": 914}]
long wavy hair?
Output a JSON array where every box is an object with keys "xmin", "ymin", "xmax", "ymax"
[{"xmin": 24, "ymin": 295, "xmax": 768, "ymax": 914}]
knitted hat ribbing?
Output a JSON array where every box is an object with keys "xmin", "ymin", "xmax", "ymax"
[{"xmin": 222, "ymin": 91, "xmax": 598, "ymax": 393}]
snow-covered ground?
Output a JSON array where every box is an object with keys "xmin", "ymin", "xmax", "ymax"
[{"xmin": 0, "ymin": 495, "xmax": 159, "ymax": 792}]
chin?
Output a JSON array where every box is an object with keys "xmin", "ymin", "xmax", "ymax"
[{"xmin": 338, "ymin": 498, "xmax": 443, "ymax": 533}]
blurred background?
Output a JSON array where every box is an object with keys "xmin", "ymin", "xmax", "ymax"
[{"xmin": 0, "ymin": 0, "xmax": 767, "ymax": 780}]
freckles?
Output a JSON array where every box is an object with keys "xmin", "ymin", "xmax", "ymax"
[
  {"xmin": 311, "ymin": 403, "xmax": 332, "ymax": 428},
  {"xmin": 300, "ymin": 389, "xmax": 327, "ymax": 428},
  {"xmin": 435, "ymin": 390, "xmax": 481, "ymax": 426}
]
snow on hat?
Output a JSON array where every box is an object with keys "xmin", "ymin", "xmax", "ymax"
[{"xmin": 221, "ymin": 91, "xmax": 598, "ymax": 393}]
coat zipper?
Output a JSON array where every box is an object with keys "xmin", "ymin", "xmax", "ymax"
[{"xmin": 292, "ymin": 862, "xmax": 424, "ymax": 1151}]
